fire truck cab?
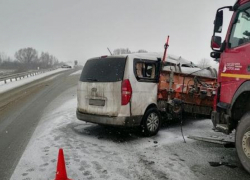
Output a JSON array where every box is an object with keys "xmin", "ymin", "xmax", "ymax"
[{"xmin": 211, "ymin": 0, "xmax": 250, "ymax": 173}]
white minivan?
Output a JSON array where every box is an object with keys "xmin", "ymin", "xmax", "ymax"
[{"xmin": 77, "ymin": 53, "xmax": 162, "ymax": 136}]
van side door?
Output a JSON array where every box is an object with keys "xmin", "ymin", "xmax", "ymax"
[{"xmin": 131, "ymin": 59, "xmax": 160, "ymax": 116}]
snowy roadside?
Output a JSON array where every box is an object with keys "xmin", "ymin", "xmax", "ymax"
[
  {"xmin": 10, "ymin": 87, "xmax": 197, "ymax": 180},
  {"xmin": 11, "ymin": 87, "xmax": 245, "ymax": 180},
  {"xmin": 69, "ymin": 70, "xmax": 82, "ymax": 76},
  {"xmin": 0, "ymin": 68, "xmax": 69, "ymax": 94}
]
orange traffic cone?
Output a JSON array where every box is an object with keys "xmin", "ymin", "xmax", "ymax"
[{"xmin": 54, "ymin": 148, "xmax": 72, "ymax": 180}]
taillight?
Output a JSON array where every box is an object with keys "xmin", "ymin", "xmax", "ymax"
[{"xmin": 121, "ymin": 79, "xmax": 132, "ymax": 105}]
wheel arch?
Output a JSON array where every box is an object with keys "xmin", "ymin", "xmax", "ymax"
[
  {"xmin": 144, "ymin": 103, "xmax": 158, "ymax": 114},
  {"xmin": 230, "ymin": 81, "xmax": 250, "ymax": 128},
  {"xmin": 140, "ymin": 103, "xmax": 158, "ymax": 125}
]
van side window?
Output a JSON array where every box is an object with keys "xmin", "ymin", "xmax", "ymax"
[
  {"xmin": 229, "ymin": 7, "xmax": 250, "ymax": 48},
  {"xmin": 134, "ymin": 59, "xmax": 159, "ymax": 82}
]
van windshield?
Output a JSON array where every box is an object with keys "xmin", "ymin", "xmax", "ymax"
[{"xmin": 80, "ymin": 57, "xmax": 126, "ymax": 82}]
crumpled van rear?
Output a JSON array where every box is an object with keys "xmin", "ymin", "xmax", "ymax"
[
  {"xmin": 77, "ymin": 53, "xmax": 165, "ymax": 136},
  {"xmin": 76, "ymin": 56, "xmax": 141, "ymax": 126}
]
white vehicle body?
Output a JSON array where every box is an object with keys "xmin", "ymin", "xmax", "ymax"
[
  {"xmin": 77, "ymin": 53, "xmax": 161, "ymax": 127},
  {"xmin": 77, "ymin": 52, "xmax": 217, "ymax": 135}
]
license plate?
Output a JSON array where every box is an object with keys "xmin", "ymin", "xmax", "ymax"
[{"xmin": 89, "ymin": 99, "xmax": 105, "ymax": 106}]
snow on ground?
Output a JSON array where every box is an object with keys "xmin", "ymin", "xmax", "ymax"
[
  {"xmin": 0, "ymin": 68, "xmax": 68, "ymax": 94},
  {"xmin": 69, "ymin": 70, "xmax": 82, "ymax": 76},
  {"xmin": 10, "ymin": 87, "xmax": 248, "ymax": 180},
  {"xmin": 11, "ymin": 88, "xmax": 197, "ymax": 180},
  {"xmin": 40, "ymin": 74, "xmax": 61, "ymax": 82}
]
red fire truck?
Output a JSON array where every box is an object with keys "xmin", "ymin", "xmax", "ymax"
[{"xmin": 211, "ymin": 0, "xmax": 250, "ymax": 173}]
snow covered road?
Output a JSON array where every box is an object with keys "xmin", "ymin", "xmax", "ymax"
[
  {"xmin": 0, "ymin": 68, "xmax": 69, "ymax": 94},
  {"xmin": 11, "ymin": 83, "xmax": 250, "ymax": 180},
  {"xmin": 0, "ymin": 69, "xmax": 79, "ymax": 180}
]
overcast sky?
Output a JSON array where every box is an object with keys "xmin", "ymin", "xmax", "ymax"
[{"xmin": 0, "ymin": 0, "xmax": 235, "ymax": 65}]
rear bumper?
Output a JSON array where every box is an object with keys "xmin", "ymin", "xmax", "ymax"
[{"xmin": 76, "ymin": 110, "xmax": 142, "ymax": 127}]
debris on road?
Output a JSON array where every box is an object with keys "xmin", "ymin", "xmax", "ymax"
[
  {"xmin": 209, "ymin": 161, "xmax": 237, "ymax": 169},
  {"xmin": 188, "ymin": 135, "xmax": 235, "ymax": 146}
]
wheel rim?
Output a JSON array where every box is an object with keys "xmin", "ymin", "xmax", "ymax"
[
  {"xmin": 242, "ymin": 131, "xmax": 250, "ymax": 159},
  {"xmin": 146, "ymin": 112, "xmax": 159, "ymax": 132},
  {"xmin": 173, "ymin": 104, "xmax": 182, "ymax": 114}
]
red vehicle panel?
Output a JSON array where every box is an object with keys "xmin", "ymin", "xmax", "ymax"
[
  {"xmin": 218, "ymin": 44, "xmax": 250, "ymax": 103},
  {"xmin": 238, "ymin": 0, "xmax": 250, "ymax": 5},
  {"xmin": 212, "ymin": 0, "xmax": 250, "ymax": 119},
  {"xmin": 211, "ymin": 0, "xmax": 250, "ymax": 173}
]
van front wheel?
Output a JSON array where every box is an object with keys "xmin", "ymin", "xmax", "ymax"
[{"xmin": 141, "ymin": 108, "xmax": 161, "ymax": 136}]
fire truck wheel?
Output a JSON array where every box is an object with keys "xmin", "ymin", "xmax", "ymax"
[
  {"xmin": 141, "ymin": 108, "xmax": 161, "ymax": 136},
  {"xmin": 236, "ymin": 112, "xmax": 250, "ymax": 173}
]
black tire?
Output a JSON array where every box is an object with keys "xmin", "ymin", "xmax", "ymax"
[
  {"xmin": 236, "ymin": 112, "xmax": 250, "ymax": 173},
  {"xmin": 141, "ymin": 108, "xmax": 161, "ymax": 136}
]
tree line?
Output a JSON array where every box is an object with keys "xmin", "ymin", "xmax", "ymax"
[
  {"xmin": 112, "ymin": 48, "xmax": 148, "ymax": 55},
  {"xmin": 0, "ymin": 47, "xmax": 62, "ymax": 71}
]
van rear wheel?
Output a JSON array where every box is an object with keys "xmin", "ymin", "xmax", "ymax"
[
  {"xmin": 236, "ymin": 112, "xmax": 250, "ymax": 173},
  {"xmin": 141, "ymin": 108, "xmax": 161, "ymax": 136}
]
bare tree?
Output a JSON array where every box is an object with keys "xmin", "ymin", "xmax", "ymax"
[
  {"xmin": 0, "ymin": 52, "xmax": 7, "ymax": 64},
  {"xmin": 0, "ymin": 55, "xmax": 20, "ymax": 69},
  {"xmin": 0, "ymin": 52, "xmax": 17, "ymax": 69},
  {"xmin": 15, "ymin": 47, "xmax": 38, "ymax": 64},
  {"xmin": 137, "ymin": 49, "xmax": 148, "ymax": 53},
  {"xmin": 51, "ymin": 56, "xmax": 58, "ymax": 66},
  {"xmin": 113, "ymin": 48, "xmax": 131, "ymax": 55},
  {"xmin": 1, "ymin": 48, "xmax": 60, "ymax": 71},
  {"xmin": 49, "ymin": 55, "xmax": 54, "ymax": 66},
  {"xmin": 53, "ymin": 57, "xmax": 59, "ymax": 66},
  {"xmin": 39, "ymin": 52, "xmax": 50, "ymax": 68},
  {"xmin": 197, "ymin": 58, "xmax": 211, "ymax": 69},
  {"xmin": 39, "ymin": 52, "xmax": 60, "ymax": 68},
  {"xmin": 113, "ymin": 48, "xmax": 148, "ymax": 55}
]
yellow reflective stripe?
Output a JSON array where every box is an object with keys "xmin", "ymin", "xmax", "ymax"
[{"xmin": 221, "ymin": 73, "xmax": 250, "ymax": 79}]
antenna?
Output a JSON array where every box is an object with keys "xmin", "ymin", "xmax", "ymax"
[{"xmin": 107, "ymin": 47, "xmax": 112, "ymax": 55}]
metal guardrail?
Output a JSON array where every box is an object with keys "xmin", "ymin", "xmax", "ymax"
[{"xmin": 0, "ymin": 68, "xmax": 58, "ymax": 84}]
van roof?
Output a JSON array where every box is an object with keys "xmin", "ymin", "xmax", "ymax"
[{"xmin": 97, "ymin": 52, "xmax": 197, "ymax": 68}]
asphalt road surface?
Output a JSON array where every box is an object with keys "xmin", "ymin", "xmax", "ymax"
[{"xmin": 0, "ymin": 68, "xmax": 78, "ymax": 180}]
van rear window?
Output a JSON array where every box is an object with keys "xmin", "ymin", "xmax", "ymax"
[{"xmin": 80, "ymin": 57, "xmax": 126, "ymax": 82}]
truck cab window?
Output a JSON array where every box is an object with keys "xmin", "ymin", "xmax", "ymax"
[{"xmin": 229, "ymin": 7, "xmax": 250, "ymax": 48}]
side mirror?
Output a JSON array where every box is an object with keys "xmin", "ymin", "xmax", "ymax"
[
  {"xmin": 211, "ymin": 36, "xmax": 222, "ymax": 49},
  {"xmin": 214, "ymin": 10, "xmax": 223, "ymax": 33}
]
